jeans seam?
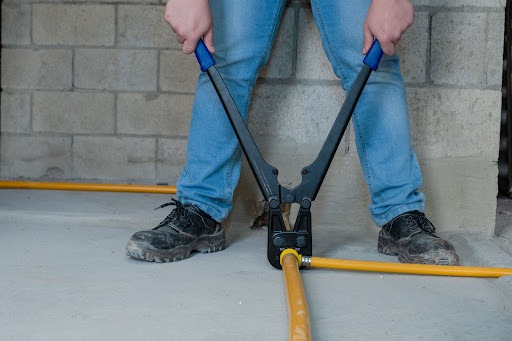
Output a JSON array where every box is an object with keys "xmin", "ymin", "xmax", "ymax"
[
  {"xmin": 176, "ymin": 165, "xmax": 189, "ymax": 201},
  {"xmin": 353, "ymin": 113, "xmax": 377, "ymax": 200}
]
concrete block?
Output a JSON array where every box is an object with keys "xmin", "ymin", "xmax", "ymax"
[
  {"xmin": 156, "ymin": 138, "xmax": 187, "ymax": 182},
  {"xmin": 249, "ymin": 83, "xmax": 345, "ymax": 143},
  {"xmin": 412, "ymin": 0, "xmax": 505, "ymax": 7},
  {"xmin": 74, "ymin": 49, "xmax": 157, "ymax": 91},
  {"xmin": 33, "ymin": 4, "xmax": 115, "ymax": 46},
  {"xmin": 1, "ymin": 3, "xmax": 31, "ymax": 45},
  {"xmin": 117, "ymin": 93, "xmax": 193, "ymax": 136},
  {"xmin": 408, "ymin": 88, "xmax": 501, "ymax": 159},
  {"xmin": 420, "ymin": 158, "xmax": 498, "ymax": 235},
  {"xmin": 1, "ymin": 49, "xmax": 72, "ymax": 90},
  {"xmin": 73, "ymin": 136, "xmax": 156, "ymax": 180},
  {"xmin": 118, "ymin": 5, "xmax": 179, "ymax": 49},
  {"xmin": 1, "ymin": 92, "xmax": 31, "ymax": 133},
  {"xmin": 260, "ymin": 7, "xmax": 295, "ymax": 79},
  {"xmin": 247, "ymin": 83, "xmax": 346, "ymax": 185},
  {"xmin": 296, "ymin": 8, "xmax": 338, "ymax": 81},
  {"xmin": 431, "ymin": 12, "xmax": 488, "ymax": 86},
  {"xmin": 397, "ymin": 12, "xmax": 429, "ymax": 84},
  {"xmin": 33, "ymin": 92, "xmax": 115, "ymax": 134},
  {"xmin": 159, "ymin": 51, "xmax": 199, "ymax": 93},
  {"xmin": 0, "ymin": 135, "xmax": 72, "ymax": 179},
  {"xmin": 485, "ymin": 12, "xmax": 506, "ymax": 87}
]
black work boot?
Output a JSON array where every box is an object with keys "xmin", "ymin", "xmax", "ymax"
[
  {"xmin": 378, "ymin": 210, "xmax": 459, "ymax": 265},
  {"xmin": 126, "ymin": 199, "xmax": 226, "ymax": 262}
]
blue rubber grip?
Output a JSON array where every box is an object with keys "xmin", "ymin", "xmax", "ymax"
[
  {"xmin": 363, "ymin": 40, "xmax": 383, "ymax": 71},
  {"xmin": 194, "ymin": 39, "xmax": 216, "ymax": 72}
]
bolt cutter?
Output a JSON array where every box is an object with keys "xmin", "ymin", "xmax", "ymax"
[{"xmin": 194, "ymin": 39, "xmax": 383, "ymax": 269}]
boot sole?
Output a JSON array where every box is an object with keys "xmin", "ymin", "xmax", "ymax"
[
  {"xmin": 125, "ymin": 230, "xmax": 226, "ymax": 263},
  {"xmin": 378, "ymin": 234, "xmax": 459, "ymax": 266}
]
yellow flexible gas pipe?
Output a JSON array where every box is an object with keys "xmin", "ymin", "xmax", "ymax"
[
  {"xmin": 280, "ymin": 249, "xmax": 311, "ymax": 341},
  {"xmin": 0, "ymin": 180, "xmax": 176, "ymax": 194},
  {"xmin": 304, "ymin": 256, "xmax": 512, "ymax": 278}
]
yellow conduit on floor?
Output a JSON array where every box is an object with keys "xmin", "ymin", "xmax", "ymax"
[
  {"xmin": 281, "ymin": 249, "xmax": 311, "ymax": 341},
  {"xmin": 307, "ymin": 256, "xmax": 512, "ymax": 278},
  {"xmin": 0, "ymin": 180, "xmax": 177, "ymax": 194}
]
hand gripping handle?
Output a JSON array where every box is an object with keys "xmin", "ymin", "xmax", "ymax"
[
  {"xmin": 194, "ymin": 39, "xmax": 216, "ymax": 72},
  {"xmin": 363, "ymin": 40, "xmax": 384, "ymax": 71}
]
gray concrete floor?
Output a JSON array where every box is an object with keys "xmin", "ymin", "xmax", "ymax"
[{"xmin": 1, "ymin": 189, "xmax": 512, "ymax": 340}]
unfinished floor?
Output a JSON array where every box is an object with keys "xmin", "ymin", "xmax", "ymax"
[{"xmin": 1, "ymin": 189, "xmax": 512, "ymax": 340}]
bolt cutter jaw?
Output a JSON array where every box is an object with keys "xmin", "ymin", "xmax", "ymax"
[{"xmin": 267, "ymin": 200, "xmax": 312, "ymax": 269}]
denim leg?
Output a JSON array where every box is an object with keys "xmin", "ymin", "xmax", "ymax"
[
  {"xmin": 310, "ymin": 0, "xmax": 425, "ymax": 226},
  {"xmin": 176, "ymin": 0, "xmax": 287, "ymax": 222}
]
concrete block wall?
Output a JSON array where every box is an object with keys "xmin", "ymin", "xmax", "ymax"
[{"xmin": 0, "ymin": 0, "xmax": 506, "ymax": 235}]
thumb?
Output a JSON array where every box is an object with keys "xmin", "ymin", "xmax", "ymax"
[
  {"xmin": 362, "ymin": 23, "xmax": 374, "ymax": 55},
  {"xmin": 203, "ymin": 27, "xmax": 215, "ymax": 54}
]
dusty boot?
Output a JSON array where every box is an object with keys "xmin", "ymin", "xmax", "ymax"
[
  {"xmin": 126, "ymin": 199, "xmax": 225, "ymax": 262},
  {"xmin": 378, "ymin": 210, "xmax": 459, "ymax": 265}
]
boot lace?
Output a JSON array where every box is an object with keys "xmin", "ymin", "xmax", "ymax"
[
  {"xmin": 413, "ymin": 211, "xmax": 437, "ymax": 235},
  {"xmin": 152, "ymin": 198, "xmax": 192, "ymax": 230}
]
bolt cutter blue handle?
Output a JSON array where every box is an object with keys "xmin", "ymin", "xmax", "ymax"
[
  {"xmin": 363, "ymin": 40, "xmax": 383, "ymax": 71},
  {"xmin": 194, "ymin": 39, "xmax": 216, "ymax": 72}
]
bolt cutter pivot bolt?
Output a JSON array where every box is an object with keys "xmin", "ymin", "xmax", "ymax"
[
  {"xmin": 273, "ymin": 235, "xmax": 285, "ymax": 247},
  {"xmin": 296, "ymin": 236, "xmax": 308, "ymax": 247},
  {"xmin": 301, "ymin": 199, "xmax": 311, "ymax": 209},
  {"xmin": 269, "ymin": 197, "xmax": 279, "ymax": 209}
]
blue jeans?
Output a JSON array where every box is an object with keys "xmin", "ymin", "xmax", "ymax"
[{"xmin": 177, "ymin": 0, "xmax": 425, "ymax": 227}]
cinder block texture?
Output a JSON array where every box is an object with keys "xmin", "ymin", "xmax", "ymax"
[
  {"xmin": 1, "ymin": 92, "xmax": 31, "ymax": 133},
  {"xmin": 431, "ymin": 12, "xmax": 504, "ymax": 87},
  {"xmin": 74, "ymin": 49, "xmax": 158, "ymax": 91},
  {"xmin": 296, "ymin": 8, "xmax": 338, "ymax": 81},
  {"xmin": 33, "ymin": 92, "xmax": 115, "ymax": 134},
  {"xmin": 0, "ymin": 135, "xmax": 72, "ymax": 179},
  {"xmin": 118, "ymin": 5, "xmax": 177, "ymax": 48},
  {"xmin": 397, "ymin": 12, "xmax": 429, "ymax": 84},
  {"xmin": 159, "ymin": 51, "xmax": 199, "ymax": 93},
  {"xmin": 259, "ymin": 7, "xmax": 295, "ymax": 79},
  {"xmin": 248, "ymin": 83, "xmax": 345, "ymax": 144},
  {"xmin": 413, "ymin": 0, "xmax": 505, "ymax": 6},
  {"xmin": 1, "ymin": 3, "xmax": 31, "ymax": 45},
  {"xmin": 5, "ymin": 0, "xmax": 160, "ymax": 3},
  {"xmin": 486, "ymin": 12, "xmax": 507, "ymax": 87},
  {"xmin": 421, "ymin": 158, "xmax": 499, "ymax": 234},
  {"xmin": 156, "ymin": 138, "xmax": 188, "ymax": 181},
  {"xmin": 408, "ymin": 88, "xmax": 501, "ymax": 159},
  {"xmin": 73, "ymin": 136, "xmax": 156, "ymax": 180},
  {"xmin": 32, "ymin": 4, "xmax": 115, "ymax": 46},
  {"xmin": 1, "ymin": 49, "xmax": 72, "ymax": 90},
  {"xmin": 117, "ymin": 93, "xmax": 193, "ymax": 136}
]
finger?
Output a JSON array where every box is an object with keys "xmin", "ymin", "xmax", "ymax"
[
  {"xmin": 380, "ymin": 41, "xmax": 395, "ymax": 55},
  {"xmin": 176, "ymin": 34, "xmax": 185, "ymax": 44},
  {"xmin": 182, "ymin": 37, "xmax": 200, "ymax": 55},
  {"xmin": 203, "ymin": 27, "xmax": 215, "ymax": 54},
  {"xmin": 362, "ymin": 24, "xmax": 374, "ymax": 54}
]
